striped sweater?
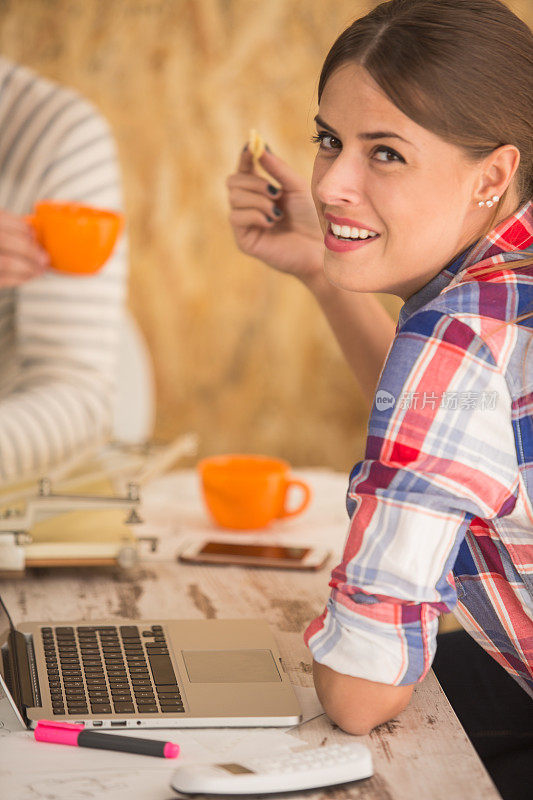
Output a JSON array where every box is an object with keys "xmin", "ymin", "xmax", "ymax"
[{"xmin": 0, "ymin": 56, "xmax": 127, "ymax": 485}]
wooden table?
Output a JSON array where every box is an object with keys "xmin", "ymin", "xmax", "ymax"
[{"xmin": 0, "ymin": 468, "xmax": 500, "ymax": 799}]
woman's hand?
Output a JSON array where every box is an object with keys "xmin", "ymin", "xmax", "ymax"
[
  {"xmin": 227, "ymin": 145, "xmax": 397, "ymax": 402},
  {"xmin": 0, "ymin": 208, "xmax": 49, "ymax": 288},
  {"xmin": 226, "ymin": 145, "xmax": 324, "ymax": 282}
]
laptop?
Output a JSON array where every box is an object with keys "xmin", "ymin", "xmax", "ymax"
[{"xmin": 0, "ymin": 595, "xmax": 301, "ymax": 729}]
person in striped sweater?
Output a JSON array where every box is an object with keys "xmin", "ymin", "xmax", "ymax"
[{"xmin": 0, "ymin": 56, "xmax": 127, "ymax": 486}]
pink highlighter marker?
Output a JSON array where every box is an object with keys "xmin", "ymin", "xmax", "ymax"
[{"xmin": 35, "ymin": 720, "xmax": 179, "ymax": 759}]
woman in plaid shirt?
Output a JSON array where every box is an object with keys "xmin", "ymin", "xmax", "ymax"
[{"xmin": 227, "ymin": 0, "xmax": 532, "ymax": 795}]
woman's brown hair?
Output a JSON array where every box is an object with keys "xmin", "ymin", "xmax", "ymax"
[
  {"xmin": 318, "ymin": 0, "xmax": 533, "ymax": 369},
  {"xmin": 318, "ymin": 0, "xmax": 533, "ymax": 263}
]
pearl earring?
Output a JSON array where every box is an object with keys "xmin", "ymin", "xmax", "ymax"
[{"xmin": 478, "ymin": 194, "xmax": 500, "ymax": 208}]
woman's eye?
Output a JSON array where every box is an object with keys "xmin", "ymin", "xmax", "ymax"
[
  {"xmin": 311, "ymin": 132, "xmax": 341, "ymax": 151},
  {"xmin": 373, "ymin": 145, "xmax": 405, "ymax": 163}
]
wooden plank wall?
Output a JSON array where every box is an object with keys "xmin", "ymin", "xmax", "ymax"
[{"xmin": 0, "ymin": 0, "xmax": 530, "ymax": 468}]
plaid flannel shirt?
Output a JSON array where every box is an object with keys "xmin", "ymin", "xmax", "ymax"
[{"xmin": 305, "ymin": 200, "xmax": 533, "ymax": 696}]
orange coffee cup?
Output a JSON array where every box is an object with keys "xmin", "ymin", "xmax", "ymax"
[
  {"xmin": 198, "ymin": 454, "xmax": 312, "ymax": 530},
  {"xmin": 26, "ymin": 200, "xmax": 123, "ymax": 275}
]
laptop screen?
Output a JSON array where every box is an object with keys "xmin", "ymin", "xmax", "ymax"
[
  {"xmin": 0, "ymin": 594, "xmax": 14, "ymax": 676},
  {"xmin": 0, "ymin": 595, "xmax": 27, "ymax": 729}
]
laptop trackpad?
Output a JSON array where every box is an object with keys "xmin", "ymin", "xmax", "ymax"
[{"xmin": 182, "ymin": 649, "xmax": 281, "ymax": 683}]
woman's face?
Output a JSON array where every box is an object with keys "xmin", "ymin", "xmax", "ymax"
[{"xmin": 311, "ymin": 63, "xmax": 488, "ymax": 299}]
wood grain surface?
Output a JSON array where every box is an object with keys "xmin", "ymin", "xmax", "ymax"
[
  {"xmin": 0, "ymin": 468, "xmax": 501, "ymax": 799},
  {"xmin": 1, "ymin": 565, "xmax": 501, "ymax": 799}
]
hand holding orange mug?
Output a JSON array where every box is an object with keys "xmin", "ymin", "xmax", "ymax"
[
  {"xmin": 198, "ymin": 455, "xmax": 312, "ymax": 530},
  {"xmin": 26, "ymin": 200, "xmax": 123, "ymax": 275}
]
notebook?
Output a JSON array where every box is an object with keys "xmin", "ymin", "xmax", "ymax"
[{"xmin": 0, "ymin": 595, "xmax": 301, "ymax": 729}]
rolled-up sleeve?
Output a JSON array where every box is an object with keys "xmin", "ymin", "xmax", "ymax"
[{"xmin": 305, "ymin": 308, "xmax": 520, "ymax": 685}]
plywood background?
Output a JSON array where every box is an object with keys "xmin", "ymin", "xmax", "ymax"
[{"xmin": 0, "ymin": 0, "xmax": 530, "ymax": 469}]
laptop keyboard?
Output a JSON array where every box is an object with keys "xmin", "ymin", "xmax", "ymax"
[{"xmin": 41, "ymin": 624, "xmax": 184, "ymax": 716}]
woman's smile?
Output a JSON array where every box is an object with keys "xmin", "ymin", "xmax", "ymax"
[{"xmin": 324, "ymin": 211, "xmax": 380, "ymax": 252}]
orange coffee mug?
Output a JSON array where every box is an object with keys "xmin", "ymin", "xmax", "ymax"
[
  {"xmin": 26, "ymin": 200, "xmax": 123, "ymax": 275},
  {"xmin": 198, "ymin": 454, "xmax": 312, "ymax": 530}
]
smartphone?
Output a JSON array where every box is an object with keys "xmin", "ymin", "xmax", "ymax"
[{"xmin": 179, "ymin": 540, "xmax": 330, "ymax": 571}]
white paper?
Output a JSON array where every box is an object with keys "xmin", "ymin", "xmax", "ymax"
[{"xmin": 0, "ymin": 719, "xmax": 313, "ymax": 799}]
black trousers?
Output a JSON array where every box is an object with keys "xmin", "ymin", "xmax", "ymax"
[{"xmin": 432, "ymin": 630, "xmax": 533, "ymax": 800}]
